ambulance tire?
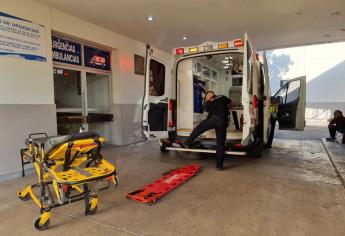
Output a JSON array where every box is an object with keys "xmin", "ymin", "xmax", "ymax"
[
  {"xmin": 160, "ymin": 145, "xmax": 168, "ymax": 153},
  {"xmin": 247, "ymin": 144, "xmax": 262, "ymax": 159}
]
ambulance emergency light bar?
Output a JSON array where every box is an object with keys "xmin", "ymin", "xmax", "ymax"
[{"xmin": 174, "ymin": 39, "xmax": 244, "ymax": 56}]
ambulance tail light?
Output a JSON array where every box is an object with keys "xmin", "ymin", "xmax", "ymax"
[
  {"xmin": 253, "ymin": 95, "xmax": 258, "ymax": 108},
  {"xmin": 234, "ymin": 39, "xmax": 244, "ymax": 47},
  {"xmin": 176, "ymin": 48, "xmax": 184, "ymax": 55},
  {"xmin": 169, "ymin": 99, "xmax": 173, "ymax": 111},
  {"xmin": 168, "ymin": 99, "xmax": 175, "ymax": 127}
]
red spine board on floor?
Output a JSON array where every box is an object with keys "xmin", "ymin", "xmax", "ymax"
[{"xmin": 127, "ymin": 164, "xmax": 201, "ymax": 204}]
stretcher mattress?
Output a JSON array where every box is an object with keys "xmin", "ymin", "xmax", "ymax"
[{"xmin": 25, "ymin": 132, "xmax": 100, "ymax": 154}]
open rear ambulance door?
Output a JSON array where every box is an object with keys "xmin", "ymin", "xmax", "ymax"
[
  {"xmin": 241, "ymin": 33, "xmax": 255, "ymax": 145},
  {"xmin": 274, "ymin": 76, "xmax": 306, "ymax": 131},
  {"xmin": 262, "ymin": 51, "xmax": 271, "ymax": 144},
  {"xmin": 142, "ymin": 45, "xmax": 172, "ymax": 138}
]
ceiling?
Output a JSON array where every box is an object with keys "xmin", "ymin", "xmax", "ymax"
[{"xmin": 39, "ymin": 0, "xmax": 345, "ymax": 52}]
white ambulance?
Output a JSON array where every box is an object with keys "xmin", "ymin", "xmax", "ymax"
[{"xmin": 142, "ymin": 34, "xmax": 306, "ymax": 157}]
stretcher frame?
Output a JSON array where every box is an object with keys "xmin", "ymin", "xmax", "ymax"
[{"xmin": 17, "ymin": 133, "xmax": 118, "ymax": 230}]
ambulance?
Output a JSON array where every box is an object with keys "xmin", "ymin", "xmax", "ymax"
[{"xmin": 142, "ymin": 34, "xmax": 306, "ymax": 157}]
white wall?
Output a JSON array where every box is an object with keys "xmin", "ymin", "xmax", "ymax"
[
  {"xmin": 0, "ymin": 0, "xmax": 172, "ymax": 177},
  {"xmin": 0, "ymin": 0, "xmax": 54, "ymax": 104}
]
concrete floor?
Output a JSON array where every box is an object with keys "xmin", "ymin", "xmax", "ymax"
[
  {"xmin": 1, "ymin": 138, "xmax": 345, "ymax": 235},
  {"xmin": 275, "ymin": 126, "xmax": 329, "ymax": 140}
]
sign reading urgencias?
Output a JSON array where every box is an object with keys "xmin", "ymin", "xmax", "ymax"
[{"xmin": 0, "ymin": 12, "xmax": 46, "ymax": 61}]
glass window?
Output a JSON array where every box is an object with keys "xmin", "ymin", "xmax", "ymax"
[
  {"xmin": 286, "ymin": 80, "xmax": 300, "ymax": 103},
  {"xmin": 275, "ymin": 84, "xmax": 288, "ymax": 104},
  {"xmin": 86, "ymin": 72, "xmax": 110, "ymax": 112},
  {"xmin": 54, "ymin": 68, "xmax": 82, "ymax": 109},
  {"xmin": 149, "ymin": 59, "xmax": 165, "ymax": 96}
]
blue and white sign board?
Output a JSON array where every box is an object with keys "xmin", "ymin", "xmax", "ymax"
[
  {"xmin": 0, "ymin": 12, "xmax": 46, "ymax": 61},
  {"xmin": 52, "ymin": 36, "xmax": 81, "ymax": 65}
]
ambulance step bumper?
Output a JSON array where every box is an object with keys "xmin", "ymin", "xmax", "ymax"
[{"xmin": 165, "ymin": 147, "xmax": 247, "ymax": 156}]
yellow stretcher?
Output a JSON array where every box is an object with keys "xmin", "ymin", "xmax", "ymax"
[{"xmin": 16, "ymin": 132, "xmax": 118, "ymax": 231}]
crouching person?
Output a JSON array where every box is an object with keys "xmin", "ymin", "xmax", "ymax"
[{"xmin": 327, "ymin": 110, "xmax": 345, "ymax": 144}]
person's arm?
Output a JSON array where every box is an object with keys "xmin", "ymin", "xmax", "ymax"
[{"xmin": 329, "ymin": 117, "xmax": 337, "ymax": 128}]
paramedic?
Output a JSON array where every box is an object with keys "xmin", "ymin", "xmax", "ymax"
[
  {"xmin": 184, "ymin": 91, "xmax": 231, "ymax": 170},
  {"xmin": 266, "ymin": 97, "xmax": 279, "ymax": 148},
  {"xmin": 327, "ymin": 110, "xmax": 345, "ymax": 143}
]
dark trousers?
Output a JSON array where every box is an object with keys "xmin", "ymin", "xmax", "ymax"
[
  {"xmin": 329, "ymin": 125, "xmax": 345, "ymax": 143},
  {"xmin": 187, "ymin": 116, "xmax": 227, "ymax": 168},
  {"xmin": 266, "ymin": 116, "xmax": 277, "ymax": 148}
]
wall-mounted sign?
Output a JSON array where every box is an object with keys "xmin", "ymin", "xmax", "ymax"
[
  {"xmin": 134, "ymin": 54, "xmax": 145, "ymax": 75},
  {"xmin": 84, "ymin": 45, "xmax": 111, "ymax": 71},
  {"xmin": 52, "ymin": 36, "xmax": 81, "ymax": 65},
  {"xmin": 0, "ymin": 12, "xmax": 46, "ymax": 61}
]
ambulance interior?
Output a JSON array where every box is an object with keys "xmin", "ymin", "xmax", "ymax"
[{"xmin": 177, "ymin": 53, "xmax": 244, "ymax": 140}]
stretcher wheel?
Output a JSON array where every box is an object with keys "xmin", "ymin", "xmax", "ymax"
[
  {"xmin": 33, "ymin": 216, "xmax": 50, "ymax": 231},
  {"xmin": 18, "ymin": 193, "xmax": 30, "ymax": 201},
  {"xmin": 114, "ymin": 175, "xmax": 119, "ymax": 188}
]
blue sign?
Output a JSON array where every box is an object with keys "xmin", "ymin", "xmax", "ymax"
[
  {"xmin": 52, "ymin": 36, "xmax": 81, "ymax": 65},
  {"xmin": 84, "ymin": 45, "xmax": 111, "ymax": 71}
]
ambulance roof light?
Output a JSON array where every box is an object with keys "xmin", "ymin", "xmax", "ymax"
[
  {"xmin": 218, "ymin": 42, "xmax": 228, "ymax": 49},
  {"xmin": 189, "ymin": 47, "xmax": 199, "ymax": 53},
  {"xmin": 176, "ymin": 48, "xmax": 184, "ymax": 55},
  {"xmin": 234, "ymin": 39, "xmax": 244, "ymax": 47}
]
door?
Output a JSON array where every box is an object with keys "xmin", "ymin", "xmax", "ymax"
[
  {"xmin": 142, "ymin": 45, "xmax": 172, "ymax": 138},
  {"xmin": 241, "ymin": 33, "xmax": 255, "ymax": 145},
  {"xmin": 262, "ymin": 52, "xmax": 271, "ymax": 144},
  {"xmin": 54, "ymin": 67, "xmax": 112, "ymax": 140},
  {"xmin": 85, "ymin": 72, "xmax": 112, "ymax": 140},
  {"xmin": 54, "ymin": 67, "xmax": 84, "ymax": 135},
  {"xmin": 274, "ymin": 76, "xmax": 306, "ymax": 130}
]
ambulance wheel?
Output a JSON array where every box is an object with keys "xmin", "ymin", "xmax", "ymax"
[
  {"xmin": 160, "ymin": 145, "xmax": 168, "ymax": 153},
  {"xmin": 247, "ymin": 145, "xmax": 262, "ymax": 159},
  {"xmin": 18, "ymin": 193, "xmax": 31, "ymax": 201},
  {"xmin": 33, "ymin": 216, "xmax": 50, "ymax": 231}
]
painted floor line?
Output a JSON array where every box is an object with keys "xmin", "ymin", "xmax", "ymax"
[
  {"xmin": 321, "ymin": 139, "xmax": 345, "ymax": 189},
  {"xmin": 55, "ymin": 211, "xmax": 145, "ymax": 236}
]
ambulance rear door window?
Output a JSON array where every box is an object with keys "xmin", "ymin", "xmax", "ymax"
[{"xmin": 149, "ymin": 59, "xmax": 165, "ymax": 96}]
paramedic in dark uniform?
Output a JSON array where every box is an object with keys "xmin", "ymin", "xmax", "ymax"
[{"xmin": 185, "ymin": 91, "xmax": 231, "ymax": 170}]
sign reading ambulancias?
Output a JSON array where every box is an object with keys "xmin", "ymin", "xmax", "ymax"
[
  {"xmin": 0, "ymin": 12, "xmax": 46, "ymax": 61},
  {"xmin": 52, "ymin": 36, "xmax": 81, "ymax": 66}
]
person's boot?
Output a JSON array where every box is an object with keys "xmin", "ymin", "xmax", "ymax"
[
  {"xmin": 326, "ymin": 137, "xmax": 335, "ymax": 142},
  {"xmin": 182, "ymin": 140, "xmax": 193, "ymax": 148},
  {"xmin": 216, "ymin": 163, "xmax": 224, "ymax": 171}
]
